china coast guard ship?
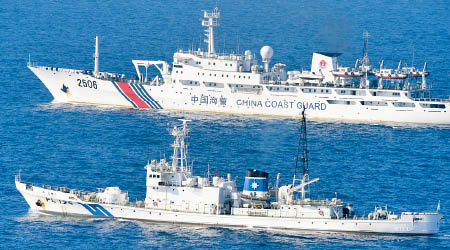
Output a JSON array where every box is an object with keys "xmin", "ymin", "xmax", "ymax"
[
  {"xmin": 16, "ymin": 115, "xmax": 441, "ymax": 234},
  {"xmin": 28, "ymin": 8, "xmax": 450, "ymax": 124}
]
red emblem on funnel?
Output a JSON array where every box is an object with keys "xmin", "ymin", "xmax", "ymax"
[{"xmin": 320, "ymin": 60, "xmax": 326, "ymax": 68}]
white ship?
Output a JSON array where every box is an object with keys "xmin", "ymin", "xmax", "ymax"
[
  {"xmin": 28, "ymin": 8, "xmax": 450, "ymax": 124},
  {"xmin": 16, "ymin": 115, "xmax": 441, "ymax": 234}
]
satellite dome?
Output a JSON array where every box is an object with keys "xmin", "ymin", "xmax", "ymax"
[
  {"xmin": 244, "ymin": 50, "xmax": 252, "ymax": 56},
  {"xmin": 260, "ymin": 46, "xmax": 273, "ymax": 59}
]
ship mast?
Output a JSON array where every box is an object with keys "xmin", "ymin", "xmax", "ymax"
[
  {"xmin": 171, "ymin": 119, "xmax": 191, "ymax": 172},
  {"xmin": 93, "ymin": 35, "xmax": 99, "ymax": 78},
  {"xmin": 202, "ymin": 7, "xmax": 220, "ymax": 56},
  {"xmin": 360, "ymin": 31, "xmax": 370, "ymax": 89},
  {"xmin": 293, "ymin": 110, "xmax": 310, "ymax": 200},
  {"xmin": 362, "ymin": 31, "xmax": 370, "ymax": 67}
]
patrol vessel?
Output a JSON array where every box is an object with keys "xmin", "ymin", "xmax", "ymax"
[
  {"xmin": 16, "ymin": 115, "xmax": 441, "ymax": 234},
  {"xmin": 28, "ymin": 8, "xmax": 450, "ymax": 124}
]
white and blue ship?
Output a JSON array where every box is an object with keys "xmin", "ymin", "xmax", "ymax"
[{"xmin": 16, "ymin": 115, "xmax": 442, "ymax": 234}]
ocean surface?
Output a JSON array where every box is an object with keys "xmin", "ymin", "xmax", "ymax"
[{"xmin": 1, "ymin": 0, "xmax": 450, "ymax": 249}]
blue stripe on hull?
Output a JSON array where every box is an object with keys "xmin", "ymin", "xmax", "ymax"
[
  {"xmin": 80, "ymin": 203, "xmax": 114, "ymax": 217},
  {"xmin": 130, "ymin": 84, "xmax": 156, "ymax": 109},
  {"xmin": 136, "ymin": 84, "xmax": 163, "ymax": 109}
]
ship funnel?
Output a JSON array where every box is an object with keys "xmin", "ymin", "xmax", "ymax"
[
  {"xmin": 93, "ymin": 35, "xmax": 99, "ymax": 77},
  {"xmin": 242, "ymin": 169, "xmax": 269, "ymax": 199},
  {"xmin": 260, "ymin": 46, "xmax": 273, "ymax": 72}
]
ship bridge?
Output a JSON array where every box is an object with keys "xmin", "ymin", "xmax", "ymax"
[{"xmin": 173, "ymin": 49, "xmax": 257, "ymax": 73}]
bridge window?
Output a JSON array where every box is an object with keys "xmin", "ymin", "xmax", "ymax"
[
  {"xmin": 360, "ymin": 101, "xmax": 388, "ymax": 106},
  {"xmin": 327, "ymin": 100, "xmax": 356, "ymax": 105},
  {"xmin": 420, "ymin": 103, "xmax": 446, "ymax": 109},
  {"xmin": 392, "ymin": 102, "xmax": 415, "ymax": 108}
]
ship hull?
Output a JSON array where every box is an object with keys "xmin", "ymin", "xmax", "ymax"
[
  {"xmin": 16, "ymin": 181, "xmax": 440, "ymax": 235},
  {"xmin": 29, "ymin": 65, "xmax": 450, "ymax": 124}
]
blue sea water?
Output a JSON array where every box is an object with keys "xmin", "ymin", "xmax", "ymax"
[{"xmin": 1, "ymin": 0, "xmax": 450, "ymax": 249}]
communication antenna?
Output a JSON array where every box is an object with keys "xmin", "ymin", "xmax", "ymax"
[
  {"xmin": 207, "ymin": 163, "xmax": 211, "ymax": 181},
  {"xmin": 237, "ymin": 36, "xmax": 240, "ymax": 55},
  {"xmin": 260, "ymin": 46, "xmax": 274, "ymax": 72}
]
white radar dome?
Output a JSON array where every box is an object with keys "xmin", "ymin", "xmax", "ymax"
[{"xmin": 260, "ymin": 46, "xmax": 274, "ymax": 59}]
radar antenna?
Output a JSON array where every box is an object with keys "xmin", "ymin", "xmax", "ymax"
[{"xmin": 202, "ymin": 7, "xmax": 220, "ymax": 56}]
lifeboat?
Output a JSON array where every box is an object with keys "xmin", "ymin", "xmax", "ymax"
[
  {"xmin": 373, "ymin": 60, "xmax": 407, "ymax": 80},
  {"xmin": 331, "ymin": 67, "xmax": 363, "ymax": 78},
  {"xmin": 374, "ymin": 70, "xmax": 408, "ymax": 80}
]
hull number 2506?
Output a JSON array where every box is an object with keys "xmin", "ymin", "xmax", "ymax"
[{"xmin": 77, "ymin": 79, "xmax": 97, "ymax": 89}]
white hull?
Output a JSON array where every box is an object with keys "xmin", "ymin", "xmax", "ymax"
[
  {"xmin": 16, "ymin": 180, "xmax": 441, "ymax": 235},
  {"xmin": 29, "ymin": 65, "xmax": 450, "ymax": 124}
]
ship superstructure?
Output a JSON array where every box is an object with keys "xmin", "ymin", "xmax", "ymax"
[
  {"xmin": 28, "ymin": 8, "xmax": 450, "ymax": 124},
  {"xmin": 16, "ymin": 117, "xmax": 441, "ymax": 234}
]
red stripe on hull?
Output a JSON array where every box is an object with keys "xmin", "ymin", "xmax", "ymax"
[{"xmin": 116, "ymin": 82, "xmax": 150, "ymax": 109}]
